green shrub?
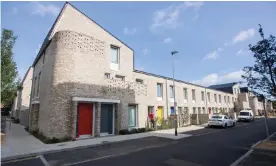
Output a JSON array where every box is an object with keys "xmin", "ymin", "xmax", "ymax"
[
  {"xmin": 137, "ymin": 128, "xmax": 146, "ymax": 133},
  {"xmin": 119, "ymin": 127, "xmax": 151, "ymax": 135},
  {"xmin": 119, "ymin": 129, "xmax": 129, "ymax": 135},
  {"xmin": 30, "ymin": 129, "xmax": 71, "ymax": 144}
]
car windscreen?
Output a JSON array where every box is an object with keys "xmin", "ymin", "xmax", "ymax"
[
  {"xmin": 239, "ymin": 112, "xmax": 249, "ymax": 116},
  {"xmin": 211, "ymin": 116, "xmax": 223, "ymax": 119}
]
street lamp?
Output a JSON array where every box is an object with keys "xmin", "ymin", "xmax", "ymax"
[{"xmin": 171, "ymin": 50, "xmax": 178, "ymax": 136}]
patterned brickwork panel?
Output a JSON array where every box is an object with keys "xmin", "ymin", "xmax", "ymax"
[
  {"xmin": 54, "ymin": 31, "xmax": 106, "ymax": 58},
  {"xmin": 105, "ymin": 78, "xmax": 147, "ymax": 97}
]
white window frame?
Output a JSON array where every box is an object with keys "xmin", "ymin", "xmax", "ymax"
[
  {"xmin": 104, "ymin": 73, "xmax": 110, "ymax": 79},
  {"xmin": 110, "ymin": 45, "xmax": 120, "ymax": 71},
  {"xmin": 192, "ymin": 89, "xmax": 196, "ymax": 103},
  {"xmin": 136, "ymin": 79, "xmax": 143, "ymax": 84},
  {"xmin": 115, "ymin": 75, "xmax": 125, "ymax": 81},
  {"xmin": 157, "ymin": 83, "xmax": 163, "ymax": 100},
  {"xmin": 169, "ymin": 85, "xmax": 174, "ymax": 99},
  {"xmin": 36, "ymin": 73, "xmax": 41, "ymax": 97},
  {"xmin": 33, "ymin": 76, "xmax": 37, "ymax": 98},
  {"xmin": 128, "ymin": 104, "xmax": 138, "ymax": 128},
  {"xmin": 183, "ymin": 88, "xmax": 188, "ymax": 102}
]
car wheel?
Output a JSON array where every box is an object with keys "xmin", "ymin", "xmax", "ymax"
[
  {"xmin": 209, "ymin": 125, "xmax": 212, "ymax": 128},
  {"xmin": 223, "ymin": 123, "xmax": 227, "ymax": 128},
  {"xmin": 232, "ymin": 122, "xmax": 235, "ymax": 127}
]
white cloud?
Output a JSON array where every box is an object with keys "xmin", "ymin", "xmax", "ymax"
[
  {"xmin": 236, "ymin": 49, "xmax": 251, "ymax": 56},
  {"xmin": 232, "ymin": 28, "xmax": 256, "ymax": 44},
  {"xmin": 142, "ymin": 48, "xmax": 149, "ymax": 55},
  {"xmin": 11, "ymin": 7, "xmax": 18, "ymax": 14},
  {"xmin": 150, "ymin": 2, "xmax": 204, "ymax": 33},
  {"xmin": 30, "ymin": 2, "xmax": 60, "ymax": 17},
  {"xmin": 192, "ymin": 70, "xmax": 243, "ymax": 86},
  {"xmin": 163, "ymin": 37, "xmax": 172, "ymax": 44},
  {"xmin": 203, "ymin": 47, "xmax": 224, "ymax": 60},
  {"xmin": 123, "ymin": 27, "xmax": 137, "ymax": 35},
  {"xmin": 150, "ymin": 4, "xmax": 181, "ymax": 32},
  {"xmin": 183, "ymin": 1, "xmax": 204, "ymax": 10},
  {"xmin": 224, "ymin": 42, "xmax": 228, "ymax": 46}
]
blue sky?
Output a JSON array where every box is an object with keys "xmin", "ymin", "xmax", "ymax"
[{"xmin": 2, "ymin": 1, "xmax": 276, "ymax": 86}]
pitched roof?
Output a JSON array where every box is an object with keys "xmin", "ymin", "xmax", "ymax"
[
  {"xmin": 134, "ymin": 70, "xmax": 234, "ymax": 95},
  {"xmin": 208, "ymin": 82, "xmax": 238, "ymax": 89},
  {"xmin": 32, "ymin": 2, "xmax": 133, "ymax": 66},
  {"xmin": 20, "ymin": 66, "xmax": 32, "ymax": 86}
]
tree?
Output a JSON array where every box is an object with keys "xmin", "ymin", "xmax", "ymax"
[
  {"xmin": 242, "ymin": 25, "xmax": 276, "ymax": 99},
  {"xmin": 1, "ymin": 29, "xmax": 19, "ymax": 107}
]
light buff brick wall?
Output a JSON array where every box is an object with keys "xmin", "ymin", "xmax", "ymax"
[
  {"xmin": 19, "ymin": 68, "xmax": 33, "ymax": 111},
  {"xmin": 30, "ymin": 3, "xmax": 237, "ymax": 138}
]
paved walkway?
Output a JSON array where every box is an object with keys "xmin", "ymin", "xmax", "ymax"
[
  {"xmin": 237, "ymin": 132, "xmax": 276, "ymax": 166},
  {"xmin": 1, "ymin": 122, "xmax": 206, "ymax": 161}
]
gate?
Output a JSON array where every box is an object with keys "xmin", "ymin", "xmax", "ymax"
[
  {"xmin": 1, "ymin": 116, "xmax": 7, "ymax": 133},
  {"xmin": 178, "ymin": 109, "xmax": 190, "ymax": 127},
  {"xmin": 19, "ymin": 109, "xmax": 29, "ymax": 127}
]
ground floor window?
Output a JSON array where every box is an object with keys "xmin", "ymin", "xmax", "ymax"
[
  {"xmin": 193, "ymin": 107, "xmax": 196, "ymax": 114},
  {"xmin": 148, "ymin": 106, "xmax": 154, "ymax": 115},
  {"xmin": 198, "ymin": 107, "xmax": 201, "ymax": 114},
  {"xmin": 178, "ymin": 107, "xmax": 182, "ymax": 114},
  {"xmin": 128, "ymin": 105, "xmax": 137, "ymax": 127}
]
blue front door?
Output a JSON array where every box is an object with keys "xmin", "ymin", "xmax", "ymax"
[
  {"xmin": 100, "ymin": 104, "xmax": 113, "ymax": 134},
  {"xmin": 170, "ymin": 107, "xmax": 175, "ymax": 115}
]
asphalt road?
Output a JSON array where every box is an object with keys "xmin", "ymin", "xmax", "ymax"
[{"xmin": 3, "ymin": 118, "xmax": 276, "ymax": 166}]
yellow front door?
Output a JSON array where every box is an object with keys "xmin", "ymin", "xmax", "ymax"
[{"xmin": 157, "ymin": 106, "xmax": 163, "ymax": 124}]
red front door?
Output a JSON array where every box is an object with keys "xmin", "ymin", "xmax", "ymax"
[{"xmin": 77, "ymin": 103, "xmax": 93, "ymax": 137}]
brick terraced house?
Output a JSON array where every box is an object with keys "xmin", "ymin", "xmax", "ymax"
[{"xmin": 29, "ymin": 2, "xmax": 260, "ymax": 139}]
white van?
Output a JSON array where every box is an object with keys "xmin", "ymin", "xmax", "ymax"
[{"xmin": 237, "ymin": 110, "xmax": 254, "ymax": 122}]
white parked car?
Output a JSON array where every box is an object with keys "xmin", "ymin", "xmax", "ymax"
[
  {"xmin": 237, "ymin": 110, "xmax": 254, "ymax": 122},
  {"xmin": 208, "ymin": 115, "xmax": 235, "ymax": 128}
]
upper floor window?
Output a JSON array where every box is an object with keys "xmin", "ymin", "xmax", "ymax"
[
  {"xmin": 228, "ymin": 96, "xmax": 230, "ymax": 103},
  {"xmin": 157, "ymin": 83, "xmax": 163, "ymax": 98},
  {"xmin": 104, "ymin": 73, "xmax": 110, "ymax": 79},
  {"xmin": 192, "ymin": 89, "xmax": 196, "ymax": 101},
  {"xmin": 110, "ymin": 46, "xmax": 119, "ymax": 64},
  {"xmin": 207, "ymin": 92, "xmax": 210, "ymax": 102},
  {"xmin": 224, "ymin": 96, "xmax": 226, "ymax": 103},
  {"xmin": 183, "ymin": 88, "xmax": 188, "ymax": 100},
  {"xmin": 36, "ymin": 72, "xmax": 41, "ymax": 97},
  {"xmin": 219, "ymin": 95, "xmax": 221, "ymax": 103},
  {"xmin": 169, "ymin": 85, "xmax": 174, "ymax": 98},
  {"xmin": 214, "ymin": 94, "xmax": 217, "ymax": 103},
  {"xmin": 42, "ymin": 51, "xmax": 46, "ymax": 65},
  {"xmin": 33, "ymin": 77, "xmax": 37, "ymax": 98},
  {"xmin": 201, "ymin": 91, "xmax": 204, "ymax": 101},
  {"xmin": 136, "ymin": 79, "xmax": 143, "ymax": 84},
  {"xmin": 115, "ymin": 75, "xmax": 125, "ymax": 81}
]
